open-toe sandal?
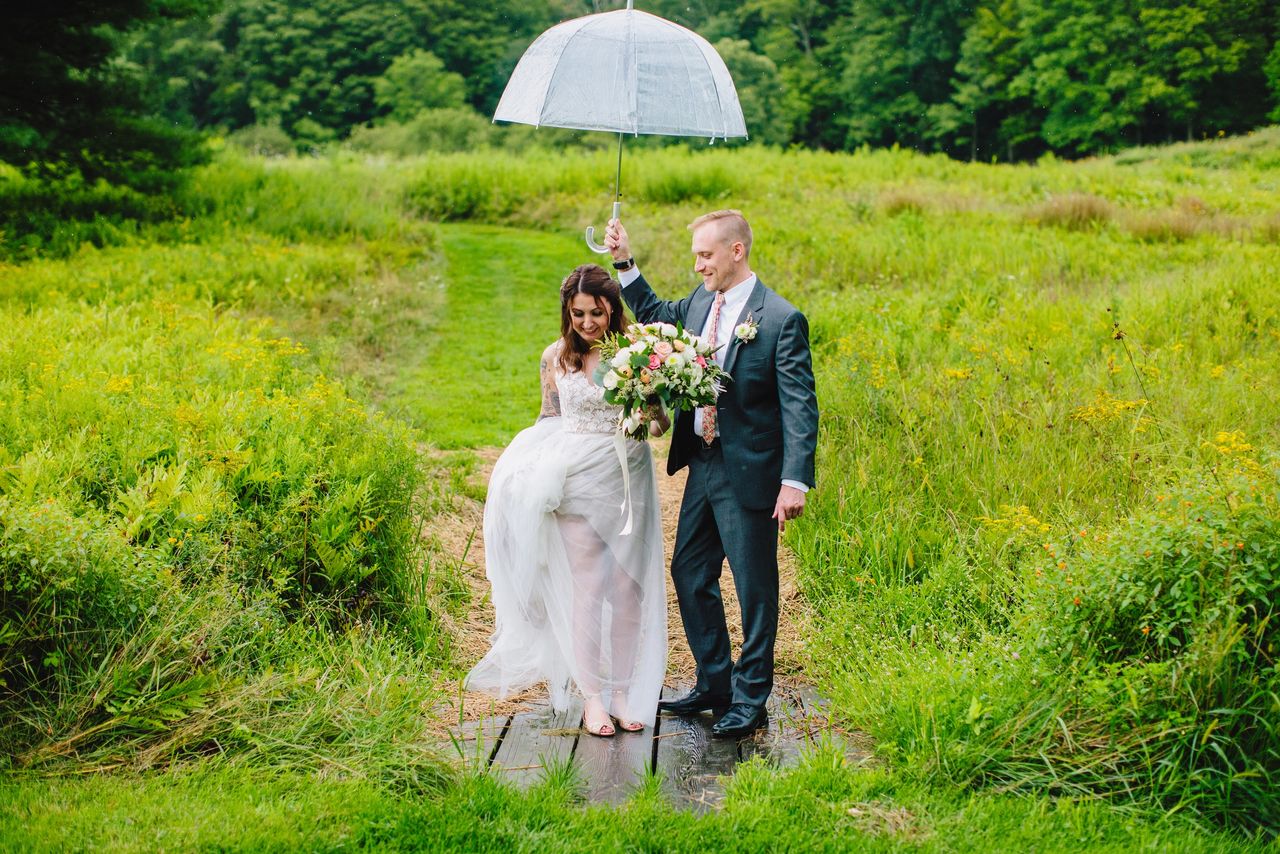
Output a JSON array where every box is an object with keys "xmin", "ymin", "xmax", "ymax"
[
  {"xmin": 584, "ymin": 717, "xmax": 615, "ymax": 737},
  {"xmin": 612, "ymin": 716, "xmax": 645, "ymax": 732}
]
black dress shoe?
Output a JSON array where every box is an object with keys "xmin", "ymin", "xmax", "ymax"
[
  {"xmin": 710, "ymin": 703, "xmax": 768, "ymax": 738},
  {"xmin": 657, "ymin": 689, "xmax": 732, "ymax": 716}
]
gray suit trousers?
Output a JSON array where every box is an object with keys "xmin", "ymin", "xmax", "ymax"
[{"xmin": 673, "ymin": 441, "xmax": 779, "ymax": 708}]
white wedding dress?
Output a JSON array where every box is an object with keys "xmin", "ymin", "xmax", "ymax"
[{"xmin": 465, "ymin": 366, "xmax": 667, "ymax": 720}]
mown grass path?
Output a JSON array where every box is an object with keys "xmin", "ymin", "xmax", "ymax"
[{"xmin": 400, "ymin": 224, "xmax": 581, "ymax": 448}]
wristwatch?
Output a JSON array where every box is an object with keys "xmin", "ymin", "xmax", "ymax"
[{"xmin": 612, "ymin": 257, "xmax": 635, "ymax": 272}]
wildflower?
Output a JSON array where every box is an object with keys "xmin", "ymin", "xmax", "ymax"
[
  {"xmin": 168, "ymin": 537, "xmax": 177, "ymax": 544},
  {"xmin": 1070, "ymin": 390, "xmax": 1147, "ymax": 425},
  {"xmin": 1141, "ymin": 626, "xmax": 1151, "ymax": 635},
  {"xmin": 1057, "ymin": 561, "xmax": 1067, "ymax": 570},
  {"xmin": 1073, "ymin": 597, "xmax": 1082, "ymax": 606}
]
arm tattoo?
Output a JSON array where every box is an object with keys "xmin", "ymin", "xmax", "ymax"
[{"xmin": 538, "ymin": 356, "xmax": 561, "ymax": 421}]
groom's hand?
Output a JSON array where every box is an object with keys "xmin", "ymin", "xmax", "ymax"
[
  {"xmin": 772, "ymin": 485, "xmax": 806, "ymax": 533},
  {"xmin": 605, "ymin": 218, "xmax": 631, "ymax": 263}
]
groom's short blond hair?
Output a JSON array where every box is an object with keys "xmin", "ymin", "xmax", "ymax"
[{"xmin": 689, "ymin": 210, "xmax": 752, "ymax": 259}]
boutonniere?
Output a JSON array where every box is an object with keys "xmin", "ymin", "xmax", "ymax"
[{"xmin": 734, "ymin": 314, "xmax": 759, "ymax": 343}]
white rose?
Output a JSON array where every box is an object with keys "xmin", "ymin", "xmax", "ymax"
[
  {"xmin": 660, "ymin": 323, "xmax": 678, "ymax": 337},
  {"xmin": 603, "ymin": 370, "xmax": 620, "ymax": 389},
  {"xmin": 735, "ymin": 322, "xmax": 757, "ymax": 341},
  {"xmin": 611, "ymin": 350, "xmax": 631, "ymax": 368}
]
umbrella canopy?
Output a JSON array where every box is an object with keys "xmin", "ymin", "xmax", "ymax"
[{"xmin": 494, "ymin": 6, "xmax": 747, "ymax": 141}]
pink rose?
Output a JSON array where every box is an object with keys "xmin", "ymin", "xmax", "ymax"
[
  {"xmin": 653, "ymin": 340, "xmax": 674, "ymax": 358},
  {"xmin": 648, "ymin": 354, "xmax": 662, "ymax": 370},
  {"xmin": 695, "ymin": 355, "xmax": 707, "ymax": 368}
]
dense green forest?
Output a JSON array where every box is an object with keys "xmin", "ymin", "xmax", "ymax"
[{"xmin": 6, "ymin": 0, "xmax": 1280, "ymax": 181}]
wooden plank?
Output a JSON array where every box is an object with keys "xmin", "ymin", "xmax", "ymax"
[
  {"xmin": 793, "ymin": 683, "xmax": 875, "ymax": 766},
  {"xmin": 490, "ymin": 696, "xmax": 584, "ymax": 787},
  {"xmin": 737, "ymin": 687, "xmax": 808, "ymax": 768},
  {"xmin": 574, "ymin": 697, "xmax": 658, "ymax": 805},
  {"xmin": 653, "ymin": 685, "xmax": 737, "ymax": 813},
  {"xmin": 444, "ymin": 714, "xmax": 511, "ymax": 770}
]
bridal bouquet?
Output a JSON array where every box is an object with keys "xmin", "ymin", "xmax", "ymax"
[{"xmin": 595, "ymin": 322, "xmax": 728, "ymax": 440}]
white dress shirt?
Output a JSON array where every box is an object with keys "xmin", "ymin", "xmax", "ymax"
[{"xmin": 620, "ymin": 266, "xmax": 808, "ymax": 494}]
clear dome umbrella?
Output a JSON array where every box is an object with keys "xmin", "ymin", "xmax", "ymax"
[{"xmin": 493, "ymin": 0, "xmax": 748, "ymax": 253}]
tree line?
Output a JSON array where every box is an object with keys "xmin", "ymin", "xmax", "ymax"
[{"xmin": 4, "ymin": 0, "xmax": 1280, "ymax": 188}]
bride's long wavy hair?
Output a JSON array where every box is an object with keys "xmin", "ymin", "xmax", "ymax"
[{"xmin": 558, "ymin": 264, "xmax": 625, "ymax": 374}]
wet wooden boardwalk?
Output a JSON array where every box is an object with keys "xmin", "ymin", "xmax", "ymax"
[{"xmin": 451, "ymin": 683, "xmax": 869, "ymax": 811}]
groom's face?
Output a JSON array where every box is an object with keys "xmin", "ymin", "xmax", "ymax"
[{"xmin": 691, "ymin": 222, "xmax": 744, "ymax": 293}]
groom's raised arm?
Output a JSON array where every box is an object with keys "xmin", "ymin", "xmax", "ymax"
[{"xmin": 606, "ymin": 219, "xmax": 693, "ymax": 326}]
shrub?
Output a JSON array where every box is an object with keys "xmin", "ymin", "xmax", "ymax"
[
  {"xmin": 226, "ymin": 122, "xmax": 295, "ymax": 158},
  {"xmin": 2, "ymin": 299, "xmax": 419, "ymax": 606},
  {"xmin": 0, "ymin": 293, "xmax": 433, "ymax": 765},
  {"xmin": 1027, "ymin": 193, "xmax": 1114, "ymax": 230},
  {"xmin": 1020, "ymin": 451, "xmax": 1280, "ymax": 830},
  {"xmin": 346, "ymin": 108, "xmax": 495, "ymax": 156},
  {"xmin": 879, "ymin": 189, "xmax": 929, "ymax": 216},
  {"xmin": 638, "ymin": 160, "xmax": 738, "ymax": 204},
  {"xmin": 1123, "ymin": 209, "xmax": 1203, "ymax": 242},
  {"xmin": 0, "ymin": 171, "xmax": 177, "ymax": 260}
]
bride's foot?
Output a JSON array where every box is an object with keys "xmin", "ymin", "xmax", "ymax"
[
  {"xmin": 583, "ymin": 696, "xmax": 614, "ymax": 738},
  {"xmin": 610, "ymin": 693, "xmax": 646, "ymax": 732}
]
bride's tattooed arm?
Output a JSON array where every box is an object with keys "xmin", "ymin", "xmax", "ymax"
[{"xmin": 538, "ymin": 342, "xmax": 561, "ymax": 421}]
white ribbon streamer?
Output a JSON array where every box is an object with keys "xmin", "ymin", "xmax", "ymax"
[{"xmin": 614, "ymin": 429, "xmax": 634, "ymax": 536}]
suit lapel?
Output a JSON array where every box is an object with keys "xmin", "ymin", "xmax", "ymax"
[
  {"xmin": 720, "ymin": 280, "xmax": 767, "ymax": 379},
  {"xmin": 685, "ymin": 288, "xmax": 713, "ymax": 340}
]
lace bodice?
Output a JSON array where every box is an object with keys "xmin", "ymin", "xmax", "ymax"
[{"xmin": 557, "ymin": 368, "xmax": 620, "ymax": 434}]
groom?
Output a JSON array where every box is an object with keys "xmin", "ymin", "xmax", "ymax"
[{"xmin": 605, "ymin": 211, "xmax": 818, "ymax": 738}]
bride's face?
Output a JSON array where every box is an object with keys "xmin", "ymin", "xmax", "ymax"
[{"xmin": 569, "ymin": 293, "xmax": 610, "ymax": 343}]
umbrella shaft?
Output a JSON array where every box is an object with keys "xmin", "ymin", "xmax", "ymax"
[{"xmin": 614, "ymin": 132, "xmax": 624, "ymax": 205}]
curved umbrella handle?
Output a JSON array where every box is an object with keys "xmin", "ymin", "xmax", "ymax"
[{"xmin": 585, "ymin": 202, "xmax": 622, "ymax": 254}]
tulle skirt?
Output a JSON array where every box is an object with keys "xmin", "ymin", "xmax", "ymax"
[{"xmin": 464, "ymin": 417, "xmax": 667, "ymax": 719}]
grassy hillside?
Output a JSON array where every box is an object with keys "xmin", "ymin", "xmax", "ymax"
[{"xmin": 1, "ymin": 131, "xmax": 1278, "ymax": 847}]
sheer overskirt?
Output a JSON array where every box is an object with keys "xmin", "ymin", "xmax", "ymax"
[{"xmin": 465, "ymin": 416, "xmax": 666, "ymax": 719}]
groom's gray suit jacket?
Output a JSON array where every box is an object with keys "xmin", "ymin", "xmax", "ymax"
[{"xmin": 623, "ymin": 274, "xmax": 818, "ymax": 509}]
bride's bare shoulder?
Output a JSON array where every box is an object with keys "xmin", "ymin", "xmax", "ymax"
[{"xmin": 541, "ymin": 340, "xmax": 563, "ymax": 363}]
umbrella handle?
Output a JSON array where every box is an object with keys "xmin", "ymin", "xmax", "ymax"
[{"xmin": 585, "ymin": 201, "xmax": 621, "ymax": 254}]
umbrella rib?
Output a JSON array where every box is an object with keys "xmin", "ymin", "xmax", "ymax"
[{"xmin": 695, "ymin": 43, "xmax": 728, "ymax": 141}]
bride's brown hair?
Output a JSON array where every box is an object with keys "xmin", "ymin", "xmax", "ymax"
[{"xmin": 559, "ymin": 264, "xmax": 625, "ymax": 374}]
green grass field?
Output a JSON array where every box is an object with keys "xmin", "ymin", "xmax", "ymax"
[{"xmin": 1, "ymin": 135, "xmax": 1278, "ymax": 849}]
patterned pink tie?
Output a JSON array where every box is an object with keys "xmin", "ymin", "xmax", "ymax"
[{"xmin": 701, "ymin": 292, "xmax": 725, "ymax": 445}]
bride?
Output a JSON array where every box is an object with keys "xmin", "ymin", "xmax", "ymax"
[{"xmin": 465, "ymin": 263, "xmax": 667, "ymax": 737}]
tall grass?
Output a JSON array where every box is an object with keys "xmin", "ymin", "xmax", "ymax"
[
  {"xmin": 352, "ymin": 136, "xmax": 1278, "ymax": 831},
  {"xmin": 2, "ymin": 131, "xmax": 1278, "ymax": 836}
]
